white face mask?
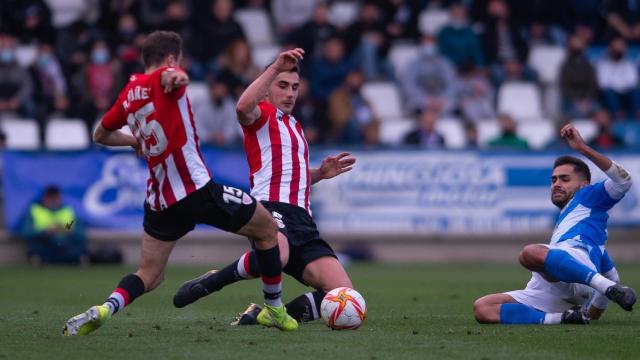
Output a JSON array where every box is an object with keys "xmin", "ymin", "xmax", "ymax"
[{"xmin": 421, "ymin": 45, "xmax": 436, "ymax": 56}]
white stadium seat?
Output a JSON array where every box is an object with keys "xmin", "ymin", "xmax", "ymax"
[
  {"xmin": 497, "ymin": 81, "xmax": 543, "ymax": 121},
  {"xmin": 361, "ymin": 82, "xmax": 404, "ymax": 120},
  {"xmin": 476, "ymin": 120, "xmax": 500, "ymax": 148},
  {"xmin": 418, "ymin": 9, "xmax": 449, "ymax": 35},
  {"xmin": 572, "ymin": 119, "xmax": 598, "ymax": 143},
  {"xmin": 517, "ymin": 120, "xmax": 554, "ymax": 150},
  {"xmin": 379, "ymin": 118, "xmax": 414, "ymax": 145},
  {"xmin": 389, "ymin": 43, "xmax": 419, "ymax": 79},
  {"xmin": 234, "ymin": 8, "xmax": 275, "ymax": 46},
  {"xmin": 252, "ymin": 44, "xmax": 281, "ymax": 70},
  {"xmin": 328, "ymin": 1, "xmax": 359, "ymax": 28},
  {"xmin": 1, "ymin": 118, "xmax": 40, "ymax": 150},
  {"xmin": 435, "ymin": 118, "xmax": 465, "ymax": 149},
  {"xmin": 45, "ymin": 118, "xmax": 89, "ymax": 150},
  {"xmin": 15, "ymin": 45, "xmax": 38, "ymax": 67},
  {"xmin": 528, "ymin": 45, "xmax": 566, "ymax": 84}
]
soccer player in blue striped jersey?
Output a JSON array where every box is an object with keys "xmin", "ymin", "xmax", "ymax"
[{"xmin": 473, "ymin": 124, "xmax": 636, "ymax": 325}]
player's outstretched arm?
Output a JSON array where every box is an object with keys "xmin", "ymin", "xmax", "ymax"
[
  {"xmin": 310, "ymin": 152, "xmax": 356, "ymax": 185},
  {"xmin": 160, "ymin": 68, "xmax": 189, "ymax": 93},
  {"xmin": 561, "ymin": 124, "xmax": 632, "ymax": 196},
  {"xmin": 236, "ymin": 48, "xmax": 304, "ymax": 127},
  {"xmin": 93, "ymin": 123, "xmax": 140, "ymax": 154}
]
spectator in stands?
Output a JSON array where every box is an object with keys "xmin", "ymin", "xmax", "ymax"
[
  {"xmin": 272, "ymin": 0, "xmax": 320, "ymax": 41},
  {"xmin": 493, "ymin": 57, "xmax": 538, "ymax": 87},
  {"xmin": 19, "ymin": 185, "xmax": 88, "ymax": 266},
  {"xmin": 464, "ymin": 121, "xmax": 479, "ymax": 149},
  {"xmin": 478, "ymin": 0, "xmax": 529, "ymax": 82},
  {"xmin": 457, "ymin": 63, "xmax": 495, "ymax": 122},
  {"xmin": 291, "ymin": 78, "xmax": 320, "ymax": 144},
  {"xmin": 285, "ymin": 2, "xmax": 337, "ymax": 70},
  {"xmin": 216, "ymin": 38, "xmax": 260, "ymax": 99},
  {"xmin": 309, "ymin": 35, "xmax": 353, "ymax": 102},
  {"xmin": 111, "ymin": 14, "xmax": 145, "ymax": 83},
  {"xmin": 596, "ymin": 37, "xmax": 640, "ymax": 120},
  {"xmin": 193, "ymin": 76, "xmax": 241, "ymax": 147},
  {"xmin": 342, "ymin": 1, "xmax": 393, "ymax": 80},
  {"xmin": 97, "ymin": 0, "xmax": 142, "ymax": 32},
  {"xmin": 488, "ymin": 113, "xmax": 529, "ymax": 149},
  {"xmin": 399, "ymin": 34, "xmax": 458, "ymax": 116},
  {"xmin": 437, "ymin": 3, "xmax": 485, "ymax": 70},
  {"xmin": 588, "ymin": 109, "xmax": 625, "ymax": 150},
  {"xmin": 193, "ymin": 0, "xmax": 245, "ymax": 76},
  {"xmin": 380, "ymin": 0, "xmax": 420, "ymax": 40},
  {"xmin": 327, "ymin": 69, "xmax": 380, "ymax": 145},
  {"xmin": 0, "ymin": 33, "xmax": 34, "ymax": 118},
  {"xmin": 140, "ymin": 0, "xmax": 173, "ymax": 30},
  {"xmin": 30, "ymin": 43, "xmax": 69, "ymax": 131},
  {"xmin": 1, "ymin": 0, "xmax": 54, "ymax": 44},
  {"xmin": 403, "ymin": 107, "xmax": 445, "ymax": 149},
  {"xmin": 559, "ymin": 34, "xmax": 599, "ymax": 120},
  {"xmin": 605, "ymin": 0, "xmax": 640, "ymax": 43},
  {"xmin": 75, "ymin": 40, "xmax": 121, "ymax": 133}
]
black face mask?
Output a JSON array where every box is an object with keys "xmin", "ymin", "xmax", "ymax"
[
  {"xmin": 569, "ymin": 48, "xmax": 583, "ymax": 57},
  {"xmin": 610, "ymin": 51, "xmax": 624, "ymax": 61},
  {"xmin": 213, "ymin": 97, "xmax": 224, "ymax": 106}
]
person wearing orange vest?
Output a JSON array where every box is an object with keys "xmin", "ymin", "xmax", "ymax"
[{"xmin": 20, "ymin": 185, "xmax": 88, "ymax": 265}]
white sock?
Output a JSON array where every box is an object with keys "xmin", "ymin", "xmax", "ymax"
[
  {"xmin": 589, "ymin": 273, "xmax": 616, "ymax": 294},
  {"xmin": 543, "ymin": 312, "xmax": 562, "ymax": 325}
]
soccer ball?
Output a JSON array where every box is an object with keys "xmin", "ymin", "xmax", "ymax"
[{"xmin": 320, "ymin": 287, "xmax": 367, "ymax": 330}]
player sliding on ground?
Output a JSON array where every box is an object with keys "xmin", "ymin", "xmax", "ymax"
[
  {"xmin": 173, "ymin": 48, "xmax": 356, "ymax": 325},
  {"xmin": 62, "ymin": 31, "xmax": 297, "ymax": 336},
  {"xmin": 474, "ymin": 124, "xmax": 637, "ymax": 325}
]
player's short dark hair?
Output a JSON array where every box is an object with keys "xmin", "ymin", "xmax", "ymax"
[
  {"xmin": 141, "ymin": 31, "xmax": 182, "ymax": 68},
  {"xmin": 264, "ymin": 61, "xmax": 300, "ymax": 74},
  {"xmin": 553, "ymin": 156, "xmax": 591, "ymax": 182}
]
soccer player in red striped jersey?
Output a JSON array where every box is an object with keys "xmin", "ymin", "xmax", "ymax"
[
  {"xmin": 62, "ymin": 31, "xmax": 297, "ymax": 336},
  {"xmin": 174, "ymin": 48, "xmax": 357, "ymax": 325}
]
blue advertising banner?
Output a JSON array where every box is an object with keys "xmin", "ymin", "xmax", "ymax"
[
  {"xmin": 3, "ymin": 148, "xmax": 250, "ymax": 232},
  {"xmin": 4, "ymin": 149, "xmax": 640, "ymax": 234}
]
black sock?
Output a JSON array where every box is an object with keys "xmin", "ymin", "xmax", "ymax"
[
  {"xmin": 202, "ymin": 251, "xmax": 260, "ymax": 292},
  {"xmin": 254, "ymin": 245, "xmax": 283, "ymax": 306},
  {"xmin": 286, "ymin": 290, "xmax": 326, "ymax": 322},
  {"xmin": 104, "ymin": 273, "xmax": 145, "ymax": 315}
]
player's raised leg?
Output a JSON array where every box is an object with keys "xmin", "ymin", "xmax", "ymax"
[
  {"xmin": 519, "ymin": 244, "xmax": 636, "ymax": 311},
  {"xmin": 173, "ymin": 233, "xmax": 289, "ymax": 307},
  {"xmin": 62, "ymin": 233, "xmax": 174, "ymax": 336},
  {"xmin": 473, "ymin": 293, "xmax": 589, "ymax": 325},
  {"xmin": 234, "ymin": 204, "xmax": 297, "ymax": 331}
]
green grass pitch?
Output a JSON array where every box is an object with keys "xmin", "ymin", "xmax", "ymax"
[{"xmin": 1, "ymin": 263, "xmax": 639, "ymax": 359}]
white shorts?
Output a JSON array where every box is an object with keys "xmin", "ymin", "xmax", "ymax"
[{"xmin": 504, "ymin": 244, "xmax": 596, "ymax": 313}]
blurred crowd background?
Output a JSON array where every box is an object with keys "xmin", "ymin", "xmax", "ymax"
[{"xmin": 0, "ymin": 0, "xmax": 639, "ymax": 151}]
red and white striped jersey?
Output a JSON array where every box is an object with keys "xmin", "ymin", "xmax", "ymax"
[
  {"xmin": 102, "ymin": 67, "xmax": 211, "ymax": 211},
  {"xmin": 242, "ymin": 101, "xmax": 310, "ymax": 212}
]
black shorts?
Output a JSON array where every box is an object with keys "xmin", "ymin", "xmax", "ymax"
[
  {"xmin": 144, "ymin": 181, "xmax": 257, "ymax": 241},
  {"xmin": 259, "ymin": 201, "xmax": 337, "ymax": 285}
]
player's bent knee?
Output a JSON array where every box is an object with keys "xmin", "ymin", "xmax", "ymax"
[
  {"xmin": 519, "ymin": 244, "xmax": 546, "ymax": 269},
  {"xmin": 473, "ymin": 299, "xmax": 495, "ymax": 324}
]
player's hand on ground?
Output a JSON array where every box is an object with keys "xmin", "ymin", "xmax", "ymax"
[
  {"xmin": 560, "ymin": 124, "xmax": 587, "ymax": 151},
  {"xmin": 162, "ymin": 69, "xmax": 189, "ymax": 93},
  {"xmin": 271, "ymin": 48, "xmax": 304, "ymax": 73},
  {"xmin": 319, "ymin": 152, "xmax": 356, "ymax": 180}
]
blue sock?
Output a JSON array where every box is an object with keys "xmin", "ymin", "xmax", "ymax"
[
  {"xmin": 499, "ymin": 303, "xmax": 545, "ymax": 324},
  {"xmin": 544, "ymin": 249, "xmax": 596, "ymax": 284}
]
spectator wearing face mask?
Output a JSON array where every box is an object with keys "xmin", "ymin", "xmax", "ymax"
[
  {"xmin": 193, "ymin": 76, "xmax": 242, "ymax": 147},
  {"xmin": 30, "ymin": 43, "xmax": 69, "ymax": 134},
  {"xmin": 596, "ymin": 37, "xmax": 640, "ymax": 120},
  {"xmin": 559, "ymin": 34, "xmax": 599, "ymax": 120},
  {"xmin": 437, "ymin": 3, "xmax": 485, "ymax": 70},
  {"xmin": 0, "ymin": 33, "xmax": 34, "ymax": 118},
  {"xmin": 399, "ymin": 34, "xmax": 458, "ymax": 116}
]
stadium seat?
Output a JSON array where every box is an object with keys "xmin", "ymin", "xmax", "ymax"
[
  {"xmin": 234, "ymin": 8, "xmax": 275, "ymax": 46},
  {"xmin": 45, "ymin": 118, "xmax": 89, "ymax": 150},
  {"xmin": 1, "ymin": 118, "xmax": 40, "ymax": 150},
  {"xmin": 46, "ymin": 0, "xmax": 87, "ymax": 28},
  {"xmin": 418, "ymin": 9, "xmax": 449, "ymax": 35},
  {"xmin": 15, "ymin": 45, "xmax": 38, "ymax": 67},
  {"xmin": 497, "ymin": 82, "xmax": 543, "ymax": 121},
  {"xmin": 571, "ymin": 119, "xmax": 598, "ymax": 143},
  {"xmin": 435, "ymin": 118, "xmax": 465, "ymax": 149},
  {"xmin": 187, "ymin": 82, "xmax": 209, "ymax": 111},
  {"xmin": 328, "ymin": 1, "xmax": 359, "ymax": 28},
  {"xmin": 528, "ymin": 45, "xmax": 566, "ymax": 84},
  {"xmin": 252, "ymin": 44, "xmax": 281, "ymax": 70},
  {"xmin": 389, "ymin": 43, "xmax": 419, "ymax": 79},
  {"xmin": 476, "ymin": 120, "xmax": 500, "ymax": 148},
  {"xmin": 517, "ymin": 120, "xmax": 554, "ymax": 150},
  {"xmin": 361, "ymin": 82, "xmax": 404, "ymax": 120},
  {"xmin": 379, "ymin": 118, "xmax": 414, "ymax": 145}
]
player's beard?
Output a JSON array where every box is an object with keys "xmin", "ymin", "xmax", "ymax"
[{"xmin": 551, "ymin": 190, "xmax": 571, "ymax": 208}]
